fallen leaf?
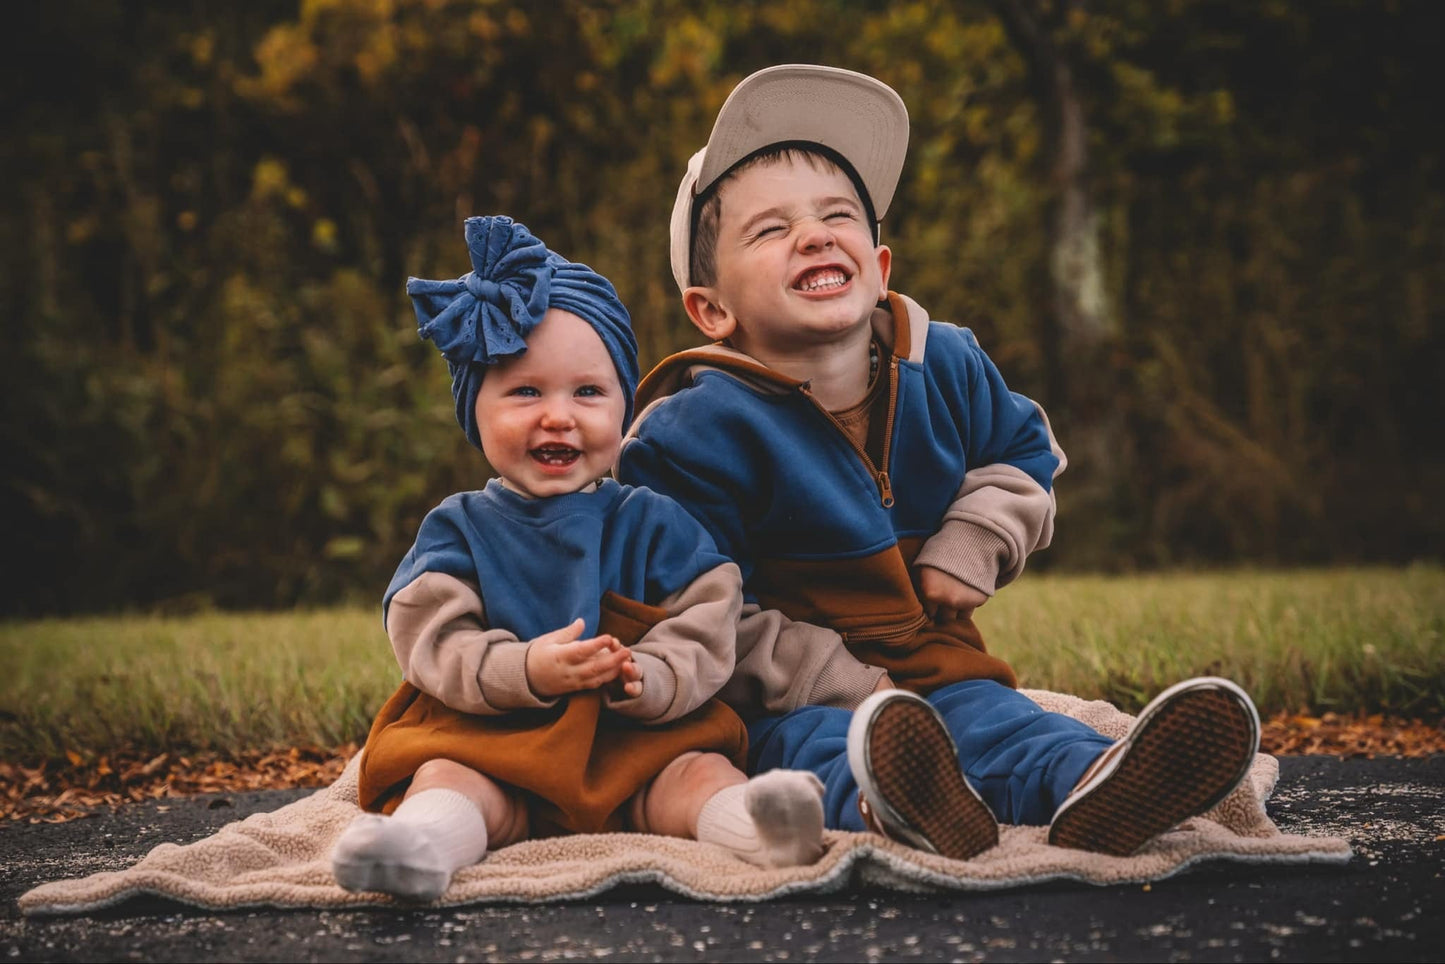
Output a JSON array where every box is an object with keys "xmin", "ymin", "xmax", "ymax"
[{"xmin": 5, "ymin": 716, "xmax": 1441, "ymax": 824}]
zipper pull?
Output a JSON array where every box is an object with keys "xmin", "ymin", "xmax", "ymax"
[{"xmin": 877, "ymin": 471, "xmax": 894, "ymax": 508}]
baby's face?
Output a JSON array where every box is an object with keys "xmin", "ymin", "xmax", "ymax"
[
  {"xmin": 708, "ymin": 155, "xmax": 891, "ymax": 358},
  {"xmin": 474, "ymin": 309, "xmax": 626, "ymax": 499}
]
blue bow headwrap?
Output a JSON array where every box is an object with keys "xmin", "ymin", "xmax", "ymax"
[{"xmin": 407, "ymin": 216, "xmax": 640, "ymax": 449}]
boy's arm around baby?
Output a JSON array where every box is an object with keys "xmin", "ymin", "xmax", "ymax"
[{"xmin": 717, "ymin": 603, "xmax": 889, "ymax": 719}]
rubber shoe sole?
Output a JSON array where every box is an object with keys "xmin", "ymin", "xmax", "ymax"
[
  {"xmin": 847, "ymin": 689, "xmax": 998, "ymax": 861},
  {"xmin": 1048, "ymin": 676, "xmax": 1260, "ymax": 856}
]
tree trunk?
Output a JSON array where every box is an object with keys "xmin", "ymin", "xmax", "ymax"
[{"xmin": 994, "ymin": 0, "xmax": 1125, "ymax": 562}]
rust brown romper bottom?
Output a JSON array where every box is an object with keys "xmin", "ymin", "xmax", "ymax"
[{"xmin": 356, "ymin": 592, "xmax": 748, "ymax": 835}]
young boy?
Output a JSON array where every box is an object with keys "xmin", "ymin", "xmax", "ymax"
[
  {"xmin": 331, "ymin": 215, "xmax": 825, "ymax": 901},
  {"xmin": 617, "ymin": 65, "xmax": 1260, "ymax": 860}
]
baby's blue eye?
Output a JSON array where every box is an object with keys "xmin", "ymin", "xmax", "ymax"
[
  {"xmin": 510, "ymin": 386, "xmax": 540, "ymax": 397},
  {"xmin": 576, "ymin": 384, "xmax": 604, "ymax": 397}
]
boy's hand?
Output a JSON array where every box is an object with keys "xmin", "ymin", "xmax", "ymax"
[
  {"xmin": 917, "ymin": 566, "xmax": 989, "ymax": 623},
  {"xmin": 525, "ymin": 619, "xmax": 634, "ymax": 698}
]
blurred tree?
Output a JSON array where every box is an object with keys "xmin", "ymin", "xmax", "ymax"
[{"xmin": 990, "ymin": 0, "xmax": 1123, "ymax": 554}]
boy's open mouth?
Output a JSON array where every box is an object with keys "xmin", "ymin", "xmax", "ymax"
[
  {"xmin": 793, "ymin": 266, "xmax": 850, "ymax": 292},
  {"xmin": 530, "ymin": 445, "xmax": 582, "ymax": 468}
]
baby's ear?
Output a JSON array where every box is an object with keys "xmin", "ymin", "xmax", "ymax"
[{"xmin": 682, "ymin": 287, "xmax": 737, "ymax": 341}]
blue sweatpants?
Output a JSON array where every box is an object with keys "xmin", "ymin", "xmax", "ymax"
[{"xmin": 748, "ymin": 679, "xmax": 1113, "ymax": 829}]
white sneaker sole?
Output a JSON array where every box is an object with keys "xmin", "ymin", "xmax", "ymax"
[{"xmin": 847, "ymin": 688, "xmax": 998, "ymax": 860}]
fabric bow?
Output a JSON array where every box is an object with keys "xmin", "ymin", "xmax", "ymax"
[
  {"xmin": 408, "ymin": 215, "xmax": 639, "ymax": 450},
  {"xmin": 407, "ymin": 216, "xmax": 553, "ymax": 371}
]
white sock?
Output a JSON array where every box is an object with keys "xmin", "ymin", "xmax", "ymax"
[
  {"xmin": 695, "ymin": 770, "xmax": 826, "ymax": 868},
  {"xmin": 331, "ymin": 788, "xmax": 489, "ymax": 900}
]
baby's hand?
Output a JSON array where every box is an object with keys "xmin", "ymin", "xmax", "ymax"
[
  {"xmin": 611, "ymin": 650, "xmax": 644, "ymax": 701},
  {"xmin": 525, "ymin": 618, "xmax": 634, "ymax": 697},
  {"xmin": 917, "ymin": 566, "xmax": 989, "ymax": 623}
]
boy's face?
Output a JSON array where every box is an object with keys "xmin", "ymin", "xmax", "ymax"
[
  {"xmin": 688, "ymin": 155, "xmax": 891, "ymax": 358},
  {"xmin": 474, "ymin": 309, "xmax": 626, "ymax": 499}
]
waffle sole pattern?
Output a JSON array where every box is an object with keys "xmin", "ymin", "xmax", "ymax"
[
  {"xmin": 866, "ymin": 698, "xmax": 999, "ymax": 861},
  {"xmin": 1048, "ymin": 685, "xmax": 1258, "ymax": 856}
]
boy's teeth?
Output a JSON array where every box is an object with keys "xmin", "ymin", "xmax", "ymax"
[{"xmin": 797, "ymin": 268, "xmax": 848, "ymax": 291}]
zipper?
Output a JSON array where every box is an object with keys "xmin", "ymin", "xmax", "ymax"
[
  {"xmin": 845, "ymin": 609, "xmax": 931, "ymax": 644},
  {"xmin": 798, "ymin": 354, "xmax": 901, "ymax": 509},
  {"xmin": 878, "ymin": 354, "xmax": 900, "ymax": 505}
]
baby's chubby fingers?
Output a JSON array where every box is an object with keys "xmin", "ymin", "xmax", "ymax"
[
  {"xmin": 617, "ymin": 655, "xmax": 643, "ymax": 698},
  {"xmin": 556, "ymin": 633, "xmax": 622, "ymax": 665},
  {"xmin": 526, "ymin": 622, "xmax": 630, "ymax": 696},
  {"xmin": 565, "ymin": 636, "xmax": 636, "ymax": 687}
]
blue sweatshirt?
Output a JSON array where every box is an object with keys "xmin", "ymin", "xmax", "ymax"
[
  {"xmin": 618, "ymin": 293, "xmax": 1063, "ymax": 704},
  {"xmin": 385, "ymin": 479, "xmax": 731, "ymax": 641}
]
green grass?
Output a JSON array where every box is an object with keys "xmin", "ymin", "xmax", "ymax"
[
  {"xmin": 0, "ymin": 609, "xmax": 399, "ymax": 764},
  {"xmin": 1, "ymin": 566, "xmax": 1441, "ymax": 764},
  {"xmin": 983, "ymin": 564, "xmax": 1445, "ymax": 717}
]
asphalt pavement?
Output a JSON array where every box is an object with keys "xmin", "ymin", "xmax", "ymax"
[{"xmin": 2, "ymin": 755, "xmax": 1441, "ymax": 962}]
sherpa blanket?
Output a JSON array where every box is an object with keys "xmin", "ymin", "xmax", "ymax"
[{"xmin": 19, "ymin": 690, "xmax": 1351, "ymax": 915}]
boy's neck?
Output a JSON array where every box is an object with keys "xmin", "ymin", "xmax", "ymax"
[{"xmin": 734, "ymin": 324, "xmax": 874, "ymax": 410}]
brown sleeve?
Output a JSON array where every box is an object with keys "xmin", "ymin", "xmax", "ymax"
[
  {"xmin": 385, "ymin": 571, "xmax": 559, "ymax": 714},
  {"xmin": 602, "ymin": 562, "xmax": 743, "ymax": 724},
  {"xmin": 912, "ymin": 401, "xmax": 1067, "ymax": 595},
  {"xmin": 717, "ymin": 604, "xmax": 888, "ymax": 721}
]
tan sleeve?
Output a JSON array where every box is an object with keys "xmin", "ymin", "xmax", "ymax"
[
  {"xmin": 385, "ymin": 571, "xmax": 559, "ymax": 715},
  {"xmin": 603, "ymin": 562, "xmax": 743, "ymax": 724},
  {"xmin": 717, "ymin": 604, "xmax": 888, "ymax": 721},
  {"xmin": 913, "ymin": 402, "xmax": 1068, "ymax": 596}
]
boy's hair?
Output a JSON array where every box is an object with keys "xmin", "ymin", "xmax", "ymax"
[{"xmin": 688, "ymin": 143, "xmax": 880, "ymax": 288}]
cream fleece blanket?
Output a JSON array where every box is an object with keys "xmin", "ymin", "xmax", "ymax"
[{"xmin": 19, "ymin": 691, "xmax": 1351, "ymax": 915}]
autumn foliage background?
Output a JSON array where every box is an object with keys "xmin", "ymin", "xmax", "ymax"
[{"xmin": 2, "ymin": 0, "xmax": 1442, "ymax": 617}]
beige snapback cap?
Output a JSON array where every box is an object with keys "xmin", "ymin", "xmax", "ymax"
[{"xmin": 668, "ymin": 64, "xmax": 910, "ymax": 293}]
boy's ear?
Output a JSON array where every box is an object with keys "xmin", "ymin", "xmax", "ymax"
[
  {"xmin": 874, "ymin": 244, "xmax": 893, "ymax": 301},
  {"xmin": 682, "ymin": 287, "xmax": 737, "ymax": 342}
]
